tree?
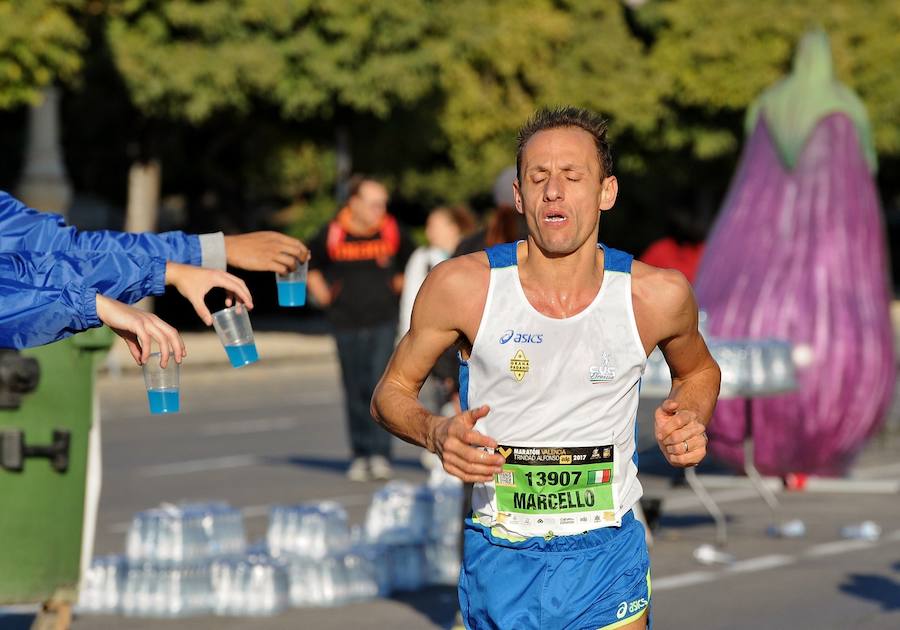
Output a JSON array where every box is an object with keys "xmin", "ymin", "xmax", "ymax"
[
  {"xmin": 638, "ymin": 0, "xmax": 900, "ymax": 161},
  {"xmin": 0, "ymin": 0, "xmax": 86, "ymax": 110}
]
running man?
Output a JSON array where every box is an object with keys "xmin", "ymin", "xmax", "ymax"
[{"xmin": 371, "ymin": 106, "xmax": 720, "ymax": 629}]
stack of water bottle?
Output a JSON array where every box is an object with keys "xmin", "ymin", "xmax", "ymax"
[
  {"xmin": 364, "ymin": 474, "xmax": 464, "ymax": 591},
  {"xmin": 79, "ymin": 501, "xmax": 290, "ymax": 617},
  {"xmin": 79, "ymin": 478, "xmax": 466, "ymax": 618},
  {"xmin": 266, "ymin": 501, "xmax": 383, "ymax": 606}
]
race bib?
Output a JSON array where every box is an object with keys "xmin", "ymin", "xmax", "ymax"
[{"xmin": 493, "ymin": 444, "xmax": 618, "ymax": 533}]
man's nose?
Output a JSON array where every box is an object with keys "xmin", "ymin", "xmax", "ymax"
[{"xmin": 544, "ymin": 174, "xmax": 564, "ymax": 201}]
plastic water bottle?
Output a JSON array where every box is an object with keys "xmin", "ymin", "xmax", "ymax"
[
  {"xmin": 267, "ymin": 502, "xmax": 350, "ymax": 559},
  {"xmin": 766, "ymin": 519, "xmax": 806, "ymax": 538},
  {"xmin": 285, "ymin": 554, "xmax": 348, "ymax": 607},
  {"xmin": 126, "ymin": 502, "xmax": 246, "ymax": 565},
  {"xmin": 120, "ymin": 562, "xmax": 212, "ymax": 618},
  {"xmin": 386, "ymin": 543, "xmax": 426, "ymax": 592},
  {"xmin": 78, "ymin": 555, "xmax": 127, "ymax": 614},
  {"xmin": 365, "ymin": 481, "xmax": 434, "ymax": 544},
  {"xmin": 425, "ymin": 540, "xmax": 461, "ymax": 585},
  {"xmin": 210, "ymin": 554, "xmax": 289, "ymax": 616},
  {"xmin": 840, "ymin": 520, "xmax": 881, "ymax": 541}
]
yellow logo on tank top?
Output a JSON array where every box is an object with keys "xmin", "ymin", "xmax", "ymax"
[{"xmin": 509, "ymin": 349, "xmax": 530, "ymax": 381}]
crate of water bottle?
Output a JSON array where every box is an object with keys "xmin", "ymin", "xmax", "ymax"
[
  {"xmin": 427, "ymin": 481, "xmax": 464, "ymax": 542},
  {"xmin": 365, "ymin": 481, "xmax": 435, "ymax": 544},
  {"xmin": 183, "ymin": 501, "xmax": 246, "ymax": 556},
  {"xmin": 425, "ymin": 539, "xmax": 461, "ymax": 586},
  {"xmin": 77, "ymin": 555, "xmax": 127, "ymax": 614},
  {"xmin": 385, "ymin": 543, "xmax": 427, "ymax": 592},
  {"xmin": 267, "ymin": 501, "xmax": 351, "ymax": 559},
  {"xmin": 126, "ymin": 501, "xmax": 246, "ymax": 564},
  {"xmin": 210, "ymin": 553, "xmax": 290, "ymax": 616},
  {"xmin": 285, "ymin": 554, "xmax": 348, "ymax": 607},
  {"xmin": 120, "ymin": 561, "xmax": 213, "ymax": 618}
]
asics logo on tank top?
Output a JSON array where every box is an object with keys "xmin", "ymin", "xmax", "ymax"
[{"xmin": 499, "ymin": 329, "xmax": 544, "ymax": 344}]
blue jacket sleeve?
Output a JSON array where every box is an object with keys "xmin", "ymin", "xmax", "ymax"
[
  {"xmin": 0, "ymin": 250, "xmax": 167, "ymax": 349},
  {"xmin": 0, "ymin": 250, "xmax": 166, "ymax": 305},
  {"xmin": 0, "ymin": 190, "xmax": 201, "ymax": 265},
  {"xmin": 0, "ymin": 280, "xmax": 101, "ymax": 349}
]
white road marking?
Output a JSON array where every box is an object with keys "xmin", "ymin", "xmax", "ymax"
[
  {"xmin": 138, "ymin": 454, "xmax": 259, "ymax": 477},
  {"xmin": 200, "ymin": 416, "xmax": 299, "ymax": 436},
  {"xmin": 803, "ymin": 539, "xmax": 876, "ymax": 558},
  {"xmin": 653, "ymin": 571, "xmax": 716, "ymax": 590},
  {"xmin": 664, "ymin": 488, "xmax": 766, "ymax": 511},
  {"xmin": 655, "ymin": 529, "xmax": 900, "ymax": 592},
  {"xmin": 727, "ymin": 554, "xmax": 795, "ymax": 573}
]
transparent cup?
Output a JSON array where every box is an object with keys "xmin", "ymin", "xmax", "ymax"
[
  {"xmin": 276, "ymin": 259, "xmax": 308, "ymax": 307},
  {"xmin": 142, "ymin": 352, "xmax": 180, "ymax": 414},
  {"xmin": 211, "ymin": 304, "xmax": 258, "ymax": 368}
]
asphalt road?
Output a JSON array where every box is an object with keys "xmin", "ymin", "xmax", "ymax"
[{"xmin": 11, "ymin": 351, "xmax": 899, "ymax": 630}]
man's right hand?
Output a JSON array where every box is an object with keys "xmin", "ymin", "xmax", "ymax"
[
  {"xmin": 426, "ymin": 405, "xmax": 505, "ymax": 482},
  {"xmin": 95, "ymin": 294, "xmax": 185, "ymax": 367}
]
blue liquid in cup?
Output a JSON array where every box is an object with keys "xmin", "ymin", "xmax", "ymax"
[
  {"xmin": 225, "ymin": 343, "xmax": 259, "ymax": 367},
  {"xmin": 277, "ymin": 281, "xmax": 307, "ymax": 307},
  {"xmin": 147, "ymin": 388, "xmax": 180, "ymax": 414}
]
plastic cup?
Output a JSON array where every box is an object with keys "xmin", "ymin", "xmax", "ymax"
[
  {"xmin": 211, "ymin": 304, "xmax": 259, "ymax": 368},
  {"xmin": 276, "ymin": 259, "xmax": 308, "ymax": 307},
  {"xmin": 142, "ymin": 353, "xmax": 180, "ymax": 414}
]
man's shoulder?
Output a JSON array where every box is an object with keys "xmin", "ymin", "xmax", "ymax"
[
  {"xmin": 631, "ymin": 260, "xmax": 693, "ymax": 314},
  {"xmin": 428, "ymin": 251, "xmax": 490, "ymax": 290},
  {"xmin": 411, "ymin": 252, "xmax": 490, "ymax": 334}
]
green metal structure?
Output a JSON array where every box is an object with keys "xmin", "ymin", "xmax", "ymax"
[{"xmin": 0, "ymin": 328, "xmax": 112, "ymax": 605}]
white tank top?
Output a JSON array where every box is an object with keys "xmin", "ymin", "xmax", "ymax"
[{"xmin": 464, "ymin": 241, "xmax": 647, "ymax": 539}]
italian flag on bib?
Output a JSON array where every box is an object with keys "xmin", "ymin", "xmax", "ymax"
[{"xmin": 589, "ymin": 469, "xmax": 612, "ymax": 485}]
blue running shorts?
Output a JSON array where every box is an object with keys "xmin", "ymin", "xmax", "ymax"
[{"xmin": 459, "ymin": 510, "xmax": 651, "ymax": 630}]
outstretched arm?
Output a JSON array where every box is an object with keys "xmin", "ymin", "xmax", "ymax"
[{"xmin": 371, "ymin": 258, "xmax": 505, "ymax": 482}]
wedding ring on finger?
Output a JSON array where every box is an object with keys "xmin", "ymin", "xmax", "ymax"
[{"xmin": 683, "ymin": 440, "xmax": 689, "ymax": 454}]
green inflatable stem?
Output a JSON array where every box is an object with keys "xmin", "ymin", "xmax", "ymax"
[{"xmin": 745, "ymin": 29, "xmax": 877, "ymax": 174}]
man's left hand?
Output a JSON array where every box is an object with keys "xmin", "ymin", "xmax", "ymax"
[
  {"xmin": 224, "ymin": 232, "xmax": 309, "ymax": 273},
  {"xmin": 655, "ymin": 399, "xmax": 708, "ymax": 467}
]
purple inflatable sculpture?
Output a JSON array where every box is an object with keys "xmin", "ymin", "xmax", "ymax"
[{"xmin": 694, "ymin": 31, "xmax": 895, "ymax": 476}]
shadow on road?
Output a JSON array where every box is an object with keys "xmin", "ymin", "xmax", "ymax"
[
  {"xmin": 839, "ymin": 574, "xmax": 900, "ymax": 611},
  {"xmin": 391, "ymin": 585, "xmax": 459, "ymax": 629}
]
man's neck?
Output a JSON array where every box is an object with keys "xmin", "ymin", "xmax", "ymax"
[{"xmin": 517, "ymin": 238, "xmax": 604, "ymax": 319}]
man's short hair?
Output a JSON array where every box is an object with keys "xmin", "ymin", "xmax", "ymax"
[
  {"xmin": 516, "ymin": 106, "xmax": 613, "ymax": 181},
  {"xmin": 347, "ymin": 174, "xmax": 384, "ymax": 199}
]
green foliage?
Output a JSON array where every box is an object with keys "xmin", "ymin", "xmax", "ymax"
[
  {"xmin": 104, "ymin": 0, "xmax": 437, "ymax": 123},
  {"xmin": 0, "ymin": 0, "xmax": 87, "ymax": 108},
  {"xmin": 639, "ymin": 0, "xmax": 900, "ymax": 160},
  {"xmin": 403, "ymin": 0, "xmax": 658, "ymax": 202},
  {"xmin": 2, "ymin": 0, "xmax": 899, "ymax": 241}
]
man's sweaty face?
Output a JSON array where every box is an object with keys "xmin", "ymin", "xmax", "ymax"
[{"xmin": 516, "ymin": 127, "xmax": 605, "ymax": 255}]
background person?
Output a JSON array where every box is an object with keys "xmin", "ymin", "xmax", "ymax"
[{"xmin": 307, "ymin": 175, "xmax": 416, "ymax": 481}]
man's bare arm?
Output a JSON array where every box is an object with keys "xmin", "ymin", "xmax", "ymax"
[
  {"xmin": 371, "ymin": 257, "xmax": 506, "ymax": 482},
  {"xmin": 635, "ymin": 265, "xmax": 720, "ymax": 467},
  {"xmin": 307, "ymin": 269, "xmax": 332, "ymax": 307}
]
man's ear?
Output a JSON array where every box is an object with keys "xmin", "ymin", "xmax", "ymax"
[
  {"xmin": 513, "ymin": 177, "xmax": 524, "ymax": 215},
  {"xmin": 599, "ymin": 176, "xmax": 618, "ymax": 212}
]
